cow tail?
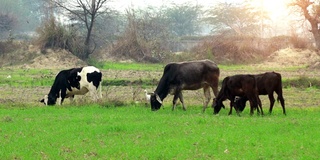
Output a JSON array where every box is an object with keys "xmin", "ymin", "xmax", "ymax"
[
  {"xmin": 276, "ymin": 73, "xmax": 283, "ymax": 103},
  {"xmin": 99, "ymin": 80, "xmax": 102, "ymax": 99}
]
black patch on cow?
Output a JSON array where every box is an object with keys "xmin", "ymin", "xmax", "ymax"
[
  {"xmin": 47, "ymin": 94, "xmax": 57, "ymax": 105},
  {"xmin": 87, "ymin": 71, "xmax": 102, "ymax": 89},
  {"xmin": 68, "ymin": 68, "xmax": 82, "ymax": 90},
  {"xmin": 44, "ymin": 68, "xmax": 76, "ymax": 105}
]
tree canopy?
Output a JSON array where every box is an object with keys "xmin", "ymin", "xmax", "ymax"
[{"xmin": 205, "ymin": 2, "xmax": 268, "ymax": 36}]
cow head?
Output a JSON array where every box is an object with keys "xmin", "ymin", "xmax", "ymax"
[
  {"xmin": 213, "ymin": 98, "xmax": 225, "ymax": 114},
  {"xmin": 150, "ymin": 93, "xmax": 162, "ymax": 111},
  {"xmin": 40, "ymin": 95, "xmax": 56, "ymax": 106}
]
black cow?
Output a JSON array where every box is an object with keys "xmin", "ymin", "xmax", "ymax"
[
  {"xmin": 150, "ymin": 59, "xmax": 220, "ymax": 112},
  {"xmin": 234, "ymin": 72, "xmax": 286, "ymax": 115},
  {"xmin": 213, "ymin": 74, "xmax": 262, "ymax": 116},
  {"xmin": 40, "ymin": 66, "xmax": 102, "ymax": 105}
]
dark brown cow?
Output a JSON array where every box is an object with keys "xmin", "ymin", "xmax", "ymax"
[
  {"xmin": 234, "ymin": 72, "xmax": 286, "ymax": 115},
  {"xmin": 150, "ymin": 59, "xmax": 220, "ymax": 112},
  {"xmin": 213, "ymin": 74, "xmax": 262, "ymax": 116}
]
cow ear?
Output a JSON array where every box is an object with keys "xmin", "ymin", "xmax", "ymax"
[{"xmin": 155, "ymin": 94, "xmax": 163, "ymax": 104}]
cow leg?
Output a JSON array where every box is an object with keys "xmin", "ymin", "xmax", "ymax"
[
  {"xmin": 230, "ymin": 97, "xmax": 241, "ymax": 116},
  {"xmin": 97, "ymin": 81, "xmax": 102, "ymax": 99},
  {"xmin": 248, "ymin": 100, "xmax": 255, "ymax": 116},
  {"xmin": 278, "ymin": 95, "xmax": 286, "ymax": 115},
  {"xmin": 257, "ymin": 95, "xmax": 263, "ymax": 116},
  {"xmin": 210, "ymin": 78, "xmax": 219, "ymax": 97},
  {"xmin": 248, "ymin": 95, "xmax": 258, "ymax": 116},
  {"xmin": 57, "ymin": 97, "xmax": 62, "ymax": 105},
  {"xmin": 209, "ymin": 79, "xmax": 219, "ymax": 109},
  {"xmin": 268, "ymin": 93, "xmax": 276, "ymax": 114},
  {"xmin": 69, "ymin": 95, "xmax": 75, "ymax": 103},
  {"xmin": 248, "ymin": 95, "xmax": 263, "ymax": 116},
  {"xmin": 228, "ymin": 101, "xmax": 233, "ymax": 115},
  {"xmin": 202, "ymin": 86, "xmax": 211, "ymax": 113},
  {"xmin": 178, "ymin": 92, "xmax": 186, "ymax": 111},
  {"xmin": 88, "ymin": 85, "xmax": 99, "ymax": 102},
  {"xmin": 276, "ymin": 91, "xmax": 286, "ymax": 115},
  {"xmin": 172, "ymin": 93, "xmax": 179, "ymax": 111},
  {"xmin": 60, "ymin": 89, "xmax": 67, "ymax": 105}
]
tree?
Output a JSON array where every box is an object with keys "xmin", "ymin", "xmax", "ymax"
[
  {"xmin": 164, "ymin": 3, "xmax": 202, "ymax": 36},
  {"xmin": 110, "ymin": 7, "xmax": 169, "ymax": 62},
  {"xmin": 94, "ymin": 10, "xmax": 125, "ymax": 46},
  {"xmin": 0, "ymin": 13, "xmax": 16, "ymax": 39},
  {"xmin": 205, "ymin": 2, "xmax": 266, "ymax": 36},
  {"xmin": 52, "ymin": 0, "xmax": 110, "ymax": 59},
  {"xmin": 0, "ymin": 0, "xmax": 47, "ymax": 36},
  {"xmin": 290, "ymin": 0, "xmax": 320, "ymax": 49}
]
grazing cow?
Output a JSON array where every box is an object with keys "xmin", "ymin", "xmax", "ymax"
[
  {"xmin": 150, "ymin": 59, "xmax": 220, "ymax": 112},
  {"xmin": 234, "ymin": 72, "xmax": 286, "ymax": 115},
  {"xmin": 213, "ymin": 74, "xmax": 262, "ymax": 116},
  {"xmin": 40, "ymin": 66, "xmax": 102, "ymax": 105}
]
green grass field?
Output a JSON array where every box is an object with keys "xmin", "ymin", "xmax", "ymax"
[
  {"xmin": 1, "ymin": 62, "xmax": 320, "ymax": 159},
  {"xmin": 1, "ymin": 105, "xmax": 320, "ymax": 159}
]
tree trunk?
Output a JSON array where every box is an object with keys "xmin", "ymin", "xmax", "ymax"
[
  {"xmin": 296, "ymin": 0, "xmax": 320, "ymax": 50},
  {"xmin": 84, "ymin": 26, "xmax": 92, "ymax": 59},
  {"xmin": 83, "ymin": 0, "xmax": 96, "ymax": 59},
  {"xmin": 308, "ymin": 23, "xmax": 320, "ymax": 50},
  {"xmin": 307, "ymin": 10, "xmax": 320, "ymax": 50},
  {"xmin": 312, "ymin": 30, "xmax": 320, "ymax": 50}
]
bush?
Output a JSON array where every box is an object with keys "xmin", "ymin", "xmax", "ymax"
[
  {"xmin": 190, "ymin": 35, "xmax": 293, "ymax": 64},
  {"xmin": 283, "ymin": 76, "xmax": 320, "ymax": 88},
  {"xmin": 0, "ymin": 41, "xmax": 15, "ymax": 54},
  {"xmin": 34, "ymin": 16, "xmax": 84, "ymax": 57},
  {"xmin": 0, "ymin": 13, "xmax": 16, "ymax": 39},
  {"xmin": 290, "ymin": 34, "xmax": 310, "ymax": 49}
]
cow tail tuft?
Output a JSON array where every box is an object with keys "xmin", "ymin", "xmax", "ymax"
[{"xmin": 99, "ymin": 81, "xmax": 102, "ymax": 99}]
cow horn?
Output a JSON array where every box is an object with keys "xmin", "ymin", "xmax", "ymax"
[{"xmin": 155, "ymin": 94, "xmax": 163, "ymax": 104}]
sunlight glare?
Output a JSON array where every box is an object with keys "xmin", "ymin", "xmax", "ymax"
[{"xmin": 257, "ymin": 0, "xmax": 290, "ymax": 20}]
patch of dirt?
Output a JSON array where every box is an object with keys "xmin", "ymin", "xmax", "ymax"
[
  {"xmin": 0, "ymin": 44, "xmax": 39, "ymax": 67},
  {"xmin": 2, "ymin": 44, "xmax": 320, "ymax": 71},
  {"xmin": 257, "ymin": 48, "xmax": 320, "ymax": 68},
  {"xmin": 0, "ymin": 45, "xmax": 87, "ymax": 69},
  {"xmin": 308, "ymin": 61, "xmax": 320, "ymax": 69},
  {"xmin": 25, "ymin": 48, "xmax": 87, "ymax": 69}
]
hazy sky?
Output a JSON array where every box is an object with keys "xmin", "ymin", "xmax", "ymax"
[
  {"xmin": 110, "ymin": 0, "xmax": 218, "ymax": 10},
  {"xmin": 111, "ymin": 0, "xmax": 291, "ymax": 19},
  {"xmin": 108, "ymin": 0, "xmax": 295, "ymax": 36}
]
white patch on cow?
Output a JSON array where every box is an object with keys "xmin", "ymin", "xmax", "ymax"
[
  {"xmin": 57, "ymin": 90, "xmax": 62, "ymax": 105},
  {"xmin": 66, "ymin": 87, "xmax": 89, "ymax": 97},
  {"xmin": 43, "ymin": 95, "xmax": 48, "ymax": 105},
  {"xmin": 75, "ymin": 66, "xmax": 102, "ymax": 101}
]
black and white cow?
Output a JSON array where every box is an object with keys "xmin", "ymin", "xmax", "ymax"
[{"xmin": 40, "ymin": 66, "xmax": 102, "ymax": 105}]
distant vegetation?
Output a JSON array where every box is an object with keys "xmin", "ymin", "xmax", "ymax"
[{"xmin": 0, "ymin": 0, "xmax": 316, "ymax": 64}]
